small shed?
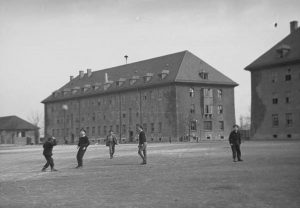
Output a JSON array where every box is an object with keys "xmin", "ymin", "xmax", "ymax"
[{"xmin": 0, "ymin": 116, "xmax": 39, "ymax": 145}]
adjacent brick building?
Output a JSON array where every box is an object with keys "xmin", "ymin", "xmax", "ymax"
[
  {"xmin": 245, "ymin": 21, "xmax": 300, "ymax": 139},
  {"xmin": 0, "ymin": 116, "xmax": 39, "ymax": 145},
  {"xmin": 42, "ymin": 50, "xmax": 238, "ymax": 144}
]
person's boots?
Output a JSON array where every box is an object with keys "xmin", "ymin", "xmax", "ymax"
[
  {"xmin": 51, "ymin": 168, "xmax": 58, "ymax": 171},
  {"xmin": 41, "ymin": 168, "xmax": 46, "ymax": 172}
]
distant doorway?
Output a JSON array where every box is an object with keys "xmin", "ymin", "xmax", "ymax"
[{"xmin": 129, "ymin": 131, "xmax": 134, "ymax": 142}]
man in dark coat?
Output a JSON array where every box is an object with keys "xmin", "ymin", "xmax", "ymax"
[
  {"xmin": 41, "ymin": 136, "xmax": 57, "ymax": 172},
  {"xmin": 229, "ymin": 124, "xmax": 243, "ymax": 162},
  {"xmin": 106, "ymin": 130, "xmax": 118, "ymax": 159},
  {"xmin": 137, "ymin": 125, "xmax": 147, "ymax": 165},
  {"xmin": 76, "ymin": 129, "xmax": 90, "ymax": 168}
]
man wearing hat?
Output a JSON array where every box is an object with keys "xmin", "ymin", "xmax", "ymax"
[
  {"xmin": 41, "ymin": 136, "xmax": 57, "ymax": 172},
  {"xmin": 106, "ymin": 130, "xmax": 118, "ymax": 159},
  {"xmin": 229, "ymin": 124, "xmax": 243, "ymax": 162},
  {"xmin": 76, "ymin": 129, "xmax": 90, "ymax": 168}
]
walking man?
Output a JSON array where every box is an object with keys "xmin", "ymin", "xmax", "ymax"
[
  {"xmin": 106, "ymin": 130, "xmax": 118, "ymax": 159},
  {"xmin": 41, "ymin": 136, "xmax": 57, "ymax": 172},
  {"xmin": 76, "ymin": 129, "xmax": 90, "ymax": 168},
  {"xmin": 137, "ymin": 125, "xmax": 147, "ymax": 165},
  {"xmin": 229, "ymin": 124, "xmax": 243, "ymax": 162}
]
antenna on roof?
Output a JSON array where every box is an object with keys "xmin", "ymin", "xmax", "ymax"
[{"xmin": 124, "ymin": 55, "xmax": 128, "ymax": 64}]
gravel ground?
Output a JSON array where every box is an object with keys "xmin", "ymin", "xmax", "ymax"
[{"xmin": 0, "ymin": 141, "xmax": 300, "ymax": 208}]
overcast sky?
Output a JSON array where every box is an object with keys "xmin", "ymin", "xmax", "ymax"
[{"xmin": 0, "ymin": 0, "xmax": 299, "ymax": 125}]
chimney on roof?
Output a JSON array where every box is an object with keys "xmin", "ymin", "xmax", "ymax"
[
  {"xmin": 290, "ymin": 20, "xmax": 298, "ymax": 34},
  {"xmin": 79, "ymin": 70, "xmax": 84, "ymax": 79},
  {"xmin": 105, "ymin": 73, "xmax": 108, "ymax": 83},
  {"xmin": 70, "ymin": 76, "xmax": 74, "ymax": 81},
  {"xmin": 87, "ymin": 68, "xmax": 92, "ymax": 77}
]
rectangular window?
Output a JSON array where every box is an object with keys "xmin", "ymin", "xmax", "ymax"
[
  {"xmin": 97, "ymin": 126, "xmax": 101, "ymax": 136},
  {"xmin": 86, "ymin": 127, "xmax": 90, "ymax": 135},
  {"xmin": 116, "ymin": 125, "xmax": 119, "ymax": 133},
  {"xmin": 219, "ymin": 121, "xmax": 224, "ymax": 130},
  {"xmin": 151, "ymin": 123, "xmax": 154, "ymax": 133},
  {"xmin": 285, "ymin": 92, "xmax": 291, "ymax": 104},
  {"xmin": 190, "ymin": 121, "xmax": 197, "ymax": 131},
  {"xmin": 204, "ymin": 88, "xmax": 213, "ymax": 97},
  {"xmin": 143, "ymin": 123, "xmax": 147, "ymax": 133},
  {"xmin": 205, "ymin": 105, "xmax": 213, "ymax": 114},
  {"xmin": 272, "ymin": 98, "xmax": 278, "ymax": 104},
  {"xmin": 286, "ymin": 113, "xmax": 293, "ymax": 127},
  {"xmin": 189, "ymin": 88, "xmax": 194, "ymax": 97},
  {"xmin": 21, "ymin": 131, "xmax": 26, "ymax": 137},
  {"xmin": 217, "ymin": 89, "xmax": 222, "ymax": 99},
  {"xmin": 217, "ymin": 105, "xmax": 223, "ymax": 114},
  {"xmin": 92, "ymin": 127, "xmax": 95, "ymax": 136},
  {"xmin": 122, "ymin": 124, "xmax": 126, "ymax": 134},
  {"xmin": 204, "ymin": 121, "xmax": 212, "ymax": 131},
  {"xmin": 285, "ymin": 74, "xmax": 291, "ymax": 81},
  {"xmin": 190, "ymin": 104, "xmax": 195, "ymax": 114},
  {"xmin": 272, "ymin": 114, "xmax": 279, "ymax": 127},
  {"xmin": 103, "ymin": 126, "xmax": 107, "ymax": 135},
  {"xmin": 158, "ymin": 122, "xmax": 162, "ymax": 133}
]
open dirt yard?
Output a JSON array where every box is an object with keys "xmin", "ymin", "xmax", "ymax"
[{"xmin": 0, "ymin": 141, "xmax": 300, "ymax": 208}]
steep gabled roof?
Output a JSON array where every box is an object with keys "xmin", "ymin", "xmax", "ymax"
[
  {"xmin": 0, "ymin": 116, "xmax": 38, "ymax": 131},
  {"xmin": 245, "ymin": 28, "xmax": 300, "ymax": 71},
  {"xmin": 42, "ymin": 50, "xmax": 237, "ymax": 103},
  {"xmin": 175, "ymin": 51, "xmax": 238, "ymax": 85}
]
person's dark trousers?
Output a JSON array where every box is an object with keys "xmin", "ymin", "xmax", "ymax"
[
  {"xmin": 138, "ymin": 144, "xmax": 147, "ymax": 164},
  {"xmin": 77, "ymin": 147, "xmax": 86, "ymax": 167},
  {"xmin": 109, "ymin": 144, "xmax": 115, "ymax": 158},
  {"xmin": 43, "ymin": 154, "xmax": 54, "ymax": 169},
  {"xmin": 231, "ymin": 144, "xmax": 241, "ymax": 161}
]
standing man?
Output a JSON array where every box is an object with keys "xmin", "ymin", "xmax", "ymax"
[
  {"xmin": 41, "ymin": 136, "xmax": 57, "ymax": 172},
  {"xmin": 106, "ymin": 130, "xmax": 118, "ymax": 159},
  {"xmin": 137, "ymin": 125, "xmax": 147, "ymax": 165},
  {"xmin": 229, "ymin": 124, "xmax": 243, "ymax": 162},
  {"xmin": 76, "ymin": 129, "xmax": 90, "ymax": 168}
]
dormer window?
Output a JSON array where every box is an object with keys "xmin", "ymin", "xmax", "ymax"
[
  {"xmin": 143, "ymin": 73, "xmax": 153, "ymax": 82},
  {"xmin": 199, "ymin": 71, "xmax": 208, "ymax": 79},
  {"xmin": 92, "ymin": 83, "xmax": 101, "ymax": 90},
  {"xmin": 116, "ymin": 78, "xmax": 126, "ymax": 87},
  {"xmin": 159, "ymin": 70, "xmax": 169, "ymax": 80},
  {"xmin": 52, "ymin": 91, "xmax": 60, "ymax": 97},
  {"xmin": 62, "ymin": 88, "xmax": 70, "ymax": 96},
  {"xmin": 276, "ymin": 44, "xmax": 291, "ymax": 58},
  {"xmin": 82, "ymin": 84, "xmax": 91, "ymax": 92},
  {"xmin": 129, "ymin": 76, "xmax": 139, "ymax": 85},
  {"xmin": 104, "ymin": 81, "xmax": 113, "ymax": 90},
  {"xmin": 71, "ymin": 87, "xmax": 80, "ymax": 94}
]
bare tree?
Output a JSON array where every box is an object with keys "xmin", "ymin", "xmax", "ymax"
[{"xmin": 27, "ymin": 111, "xmax": 44, "ymax": 144}]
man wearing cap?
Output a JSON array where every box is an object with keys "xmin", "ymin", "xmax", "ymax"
[
  {"xmin": 41, "ymin": 136, "xmax": 57, "ymax": 172},
  {"xmin": 76, "ymin": 129, "xmax": 90, "ymax": 168},
  {"xmin": 229, "ymin": 124, "xmax": 243, "ymax": 162},
  {"xmin": 137, "ymin": 125, "xmax": 147, "ymax": 165},
  {"xmin": 106, "ymin": 130, "xmax": 118, "ymax": 159}
]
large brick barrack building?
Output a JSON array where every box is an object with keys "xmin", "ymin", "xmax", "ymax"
[
  {"xmin": 245, "ymin": 21, "xmax": 300, "ymax": 139},
  {"xmin": 42, "ymin": 50, "xmax": 238, "ymax": 144}
]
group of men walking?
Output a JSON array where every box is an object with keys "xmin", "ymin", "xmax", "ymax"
[
  {"xmin": 41, "ymin": 125, "xmax": 147, "ymax": 171},
  {"xmin": 41, "ymin": 124, "xmax": 242, "ymax": 172}
]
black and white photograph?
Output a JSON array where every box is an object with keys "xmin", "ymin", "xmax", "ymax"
[{"xmin": 0, "ymin": 0, "xmax": 299, "ymax": 207}]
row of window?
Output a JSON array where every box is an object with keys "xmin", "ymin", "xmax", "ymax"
[
  {"xmin": 272, "ymin": 113, "xmax": 293, "ymax": 127},
  {"xmin": 190, "ymin": 120, "xmax": 224, "ymax": 131},
  {"xmin": 271, "ymin": 68, "xmax": 300, "ymax": 83},
  {"xmin": 189, "ymin": 88, "xmax": 223, "ymax": 99},
  {"xmin": 272, "ymin": 95, "xmax": 292, "ymax": 104},
  {"xmin": 190, "ymin": 105, "xmax": 223, "ymax": 114},
  {"xmin": 51, "ymin": 90, "xmax": 163, "ymax": 113},
  {"xmin": 51, "ymin": 122, "xmax": 163, "ymax": 138}
]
